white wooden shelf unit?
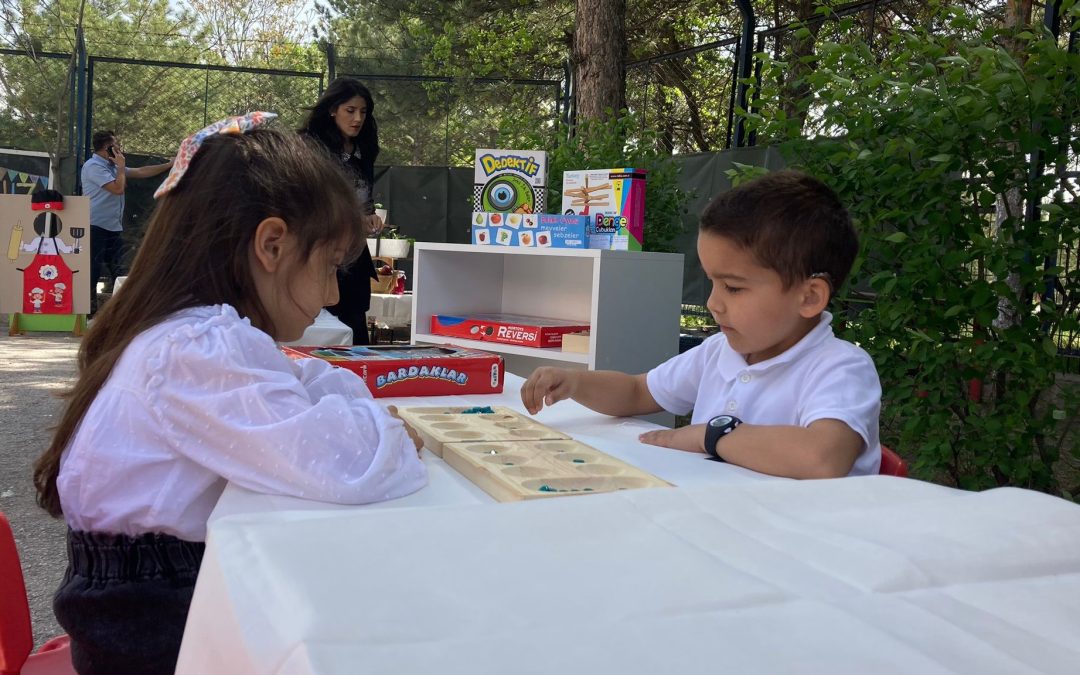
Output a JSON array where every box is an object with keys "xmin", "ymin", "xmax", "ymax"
[{"xmin": 411, "ymin": 243, "xmax": 685, "ymax": 377}]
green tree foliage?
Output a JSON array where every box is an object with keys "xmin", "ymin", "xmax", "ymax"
[
  {"xmin": 1, "ymin": 0, "xmax": 325, "ymax": 157},
  {"xmin": 319, "ymin": 0, "xmax": 570, "ymax": 166},
  {"xmin": 0, "ymin": 0, "xmax": 203, "ymax": 152},
  {"xmin": 746, "ymin": 1, "xmax": 1080, "ymax": 494}
]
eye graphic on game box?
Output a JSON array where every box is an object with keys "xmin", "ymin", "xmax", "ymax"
[{"xmin": 481, "ymin": 174, "xmax": 535, "ymax": 213}]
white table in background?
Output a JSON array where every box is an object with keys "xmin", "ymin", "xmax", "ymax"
[
  {"xmin": 367, "ymin": 292, "xmax": 412, "ymax": 328},
  {"xmin": 280, "ymin": 309, "xmax": 352, "ymax": 347},
  {"xmin": 176, "ymin": 376, "xmax": 1080, "ymax": 675}
]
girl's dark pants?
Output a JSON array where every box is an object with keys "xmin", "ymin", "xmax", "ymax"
[{"xmin": 54, "ymin": 529, "xmax": 205, "ymax": 674}]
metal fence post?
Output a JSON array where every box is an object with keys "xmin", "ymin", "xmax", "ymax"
[
  {"xmin": 74, "ymin": 29, "xmax": 87, "ymax": 171},
  {"xmin": 203, "ymin": 67, "xmax": 210, "ymax": 126},
  {"xmin": 733, "ymin": 0, "xmax": 756, "ymax": 148}
]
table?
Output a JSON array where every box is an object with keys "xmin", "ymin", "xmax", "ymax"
[
  {"xmin": 176, "ymin": 378, "xmax": 1080, "ymax": 675},
  {"xmin": 367, "ymin": 292, "xmax": 412, "ymax": 329},
  {"xmin": 205, "ymin": 376, "xmax": 767, "ymax": 524}
]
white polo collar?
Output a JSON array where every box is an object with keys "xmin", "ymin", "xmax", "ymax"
[{"xmin": 716, "ymin": 311, "xmax": 834, "ymax": 380}]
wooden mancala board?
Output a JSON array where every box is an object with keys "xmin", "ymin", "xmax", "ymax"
[
  {"xmin": 396, "ymin": 405, "xmax": 670, "ymax": 502},
  {"xmin": 394, "ymin": 406, "xmax": 569, "ymax": 457},
  {"xmin": 442, "ymin": 439, "xmax": 671, "ymax": 502}
]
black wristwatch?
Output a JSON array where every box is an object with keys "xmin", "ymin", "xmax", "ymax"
[{"xmin": 704, "ymin": 414, "xmax": 742, "ymax": 461}]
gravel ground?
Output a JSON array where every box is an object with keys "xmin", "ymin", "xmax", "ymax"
[{"xmin": 0, "ymin": 314, "xmax": 76, "ymax": 647}]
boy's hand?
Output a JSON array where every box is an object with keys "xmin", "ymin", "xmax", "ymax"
[
  {"xmin": 520, "ymin": 367, "xmax": 578, "ymax": 414},
  {"xmin": 639, "ymin": 424, "xmax": 707, "ymax": 454},
  {"xmin": 387, "ymin": 405, "xmax": 424, "ymax": 455}
]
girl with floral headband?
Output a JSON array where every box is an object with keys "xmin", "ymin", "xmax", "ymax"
[{"xmin": 33, "ymin": 113, "xmax": 428, "ymax": 675}]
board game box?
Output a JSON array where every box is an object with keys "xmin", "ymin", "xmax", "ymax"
[
  {"xmin": 471, "ymin": 212, "xmax": 589, "ymax": 248},
  {"xmin": 430, "ymin": 313, "xmax": 590, "ymax": 348},
  {"xmin": 473, "ymin": 148, "xmax": 547, "ymax": 214},
  {"xmin": 280, "ymin": 344, "xmax": 504, "ymax": 397},
  {"xmin": 560, "ymin": 168, "xmax": 648, "ymax": 251}
]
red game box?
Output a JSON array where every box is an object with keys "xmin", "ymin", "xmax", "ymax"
[
  {"xmin": 430, "ymin": 313, "xmax": 591, "ymax": 348},
  {"xmin": 281, "ymin": 344, "xmax": 504, "ymax": 398}
]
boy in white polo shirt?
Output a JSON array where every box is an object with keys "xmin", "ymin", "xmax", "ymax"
[{"xmin": 520, "ymin": 169, "xmax": 881, "ymax": 478}]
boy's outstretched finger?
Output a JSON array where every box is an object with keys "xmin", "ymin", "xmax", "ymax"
[
  {"xmin": 639, "ymin": 424, "xmax": 707, "ymax": 454},
  {"xmin": 639, "ymin": 429, "xmax": 671, "ymax": 447}
]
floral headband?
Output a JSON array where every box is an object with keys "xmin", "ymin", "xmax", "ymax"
[{"xmin": 154, "ymin": 111, "xmax": 277, "ymax": 199}]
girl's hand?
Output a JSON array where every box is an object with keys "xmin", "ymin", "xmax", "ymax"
[
  {"xmin": 403, "ymin": 421, "xmax": 424, "ymax": 455},
  {"xmin": 387, "ymin": 406, "xmax": 424, "ymax": 455}
]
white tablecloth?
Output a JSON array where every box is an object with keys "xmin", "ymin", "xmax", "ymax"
[
  {"xmin": 367, "ymin": 292, "xmax": 412, "ymax": 328},
  {"xmin": 177, "ymin": 377, "xmax": 1080, "ymax": 675},
  {"xmin": 280, "ymin": 309, "xmax": 352, "ymax": 346}
]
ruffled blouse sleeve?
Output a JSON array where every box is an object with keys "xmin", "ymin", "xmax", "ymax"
[{"xmin": 145, "ymin": 310, "xmax": 427, "ymax": 504}]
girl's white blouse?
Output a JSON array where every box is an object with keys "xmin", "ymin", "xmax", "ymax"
[{"xmin": 57, "ymin": 304, "xmax": 427, "ymax": 541}]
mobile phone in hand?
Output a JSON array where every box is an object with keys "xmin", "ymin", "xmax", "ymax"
[{"xmin": 107, "ymin": 145, "xmax": 116, "ymax": 158}]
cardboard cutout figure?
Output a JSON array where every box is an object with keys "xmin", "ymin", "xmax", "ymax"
[{"xmin": 1, "ymin": 193, "xmax": 90, "ymax": 320}]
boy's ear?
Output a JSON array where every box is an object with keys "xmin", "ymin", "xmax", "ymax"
[
  {"xmin": 799, "ymin": 276, "xmax": 832, "ymax": 317},
  {"xmin": 251, "ymin": 217, "xmax": 290, "ymax": 273}
]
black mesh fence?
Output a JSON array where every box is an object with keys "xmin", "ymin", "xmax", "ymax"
[
  {"xmin": 85, "ymin": 57, "xmax": 323, "ymax": 157},
  {"xmin": 0, "ymin": 49, "xmax": 76, "ymax": 155},
  {"xmin": 625, "ymin": 38, "xmax": 740, "ymax": 154},
  {"xmin": 336, "ymin": 73, "xmax": 564, "ymax": 168}
]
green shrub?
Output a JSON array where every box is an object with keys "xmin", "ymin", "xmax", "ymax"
[{"xmin": 745, "ymin": 2, "xmax": 1080, "ymax": 493}]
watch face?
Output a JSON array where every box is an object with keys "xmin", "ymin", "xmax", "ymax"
[{"xmin": 710, "ymin": 415, "xmax": 733, "ymax": 428}]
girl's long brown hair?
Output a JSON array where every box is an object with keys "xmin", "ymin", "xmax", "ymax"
[{"xmin": 34, "ymin": 127, "xmax": 364, "ymax": 516}]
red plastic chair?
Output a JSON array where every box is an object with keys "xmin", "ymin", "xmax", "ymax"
[
  {"xmin": 0, "ymin": 512, "xmax": 76, "ymax": 675},
  {"xmin": 879, "ymin": 445, "xmax": 908, "ymax": 478}
]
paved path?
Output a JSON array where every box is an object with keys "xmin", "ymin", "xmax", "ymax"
[{"xmin": 0, "ymin": 318, "xmax": 76, "ymax": 646}]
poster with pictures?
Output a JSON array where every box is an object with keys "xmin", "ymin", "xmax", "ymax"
[{"xmin": 0, "ymin": 194, "xmax": 91, "ymax": 316}]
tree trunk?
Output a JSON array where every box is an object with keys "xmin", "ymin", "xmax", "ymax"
[
  {"xmin": 992, "ymin": 0, "xmax": 1033, "ymax": 332},
  {"xmin": 572, "ymin": 0, "xmax": 626, "ymax": 123}
]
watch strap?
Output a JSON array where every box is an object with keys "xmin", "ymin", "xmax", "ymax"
[{"xmin": 704, "ymin": 415, "xmax": 742, "ymax": 462}]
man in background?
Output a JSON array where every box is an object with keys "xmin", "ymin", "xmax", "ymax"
[{"xmin": 81, "ymin": 130, "xmax": 173, "ymax": 315}]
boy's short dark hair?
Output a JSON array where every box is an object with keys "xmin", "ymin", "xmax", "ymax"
[
  {"xmin": 91, "ymin": 131, "xmax": 116, "ymax": 152},
  {"xmin": 700, "ymin": 169, "xmax": 858, "ymax": 293}
]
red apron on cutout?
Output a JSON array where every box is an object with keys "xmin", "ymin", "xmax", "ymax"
[{"xmin": 23, "ymin": 238, "xmax": 74, "ymax": 314}]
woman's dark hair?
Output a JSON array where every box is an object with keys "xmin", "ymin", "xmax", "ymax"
[
  {"xmin": 33, "ymin": 126, "xmax": 365, "ymax": 517},
  {"xmin": 299, "ymin": 77, "xmax": 380, "ymax": 163}
]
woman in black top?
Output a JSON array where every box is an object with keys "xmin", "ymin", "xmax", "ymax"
[{"xmin": 300, "ymin": 77, "xmax": 383, "ymax": 344}]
